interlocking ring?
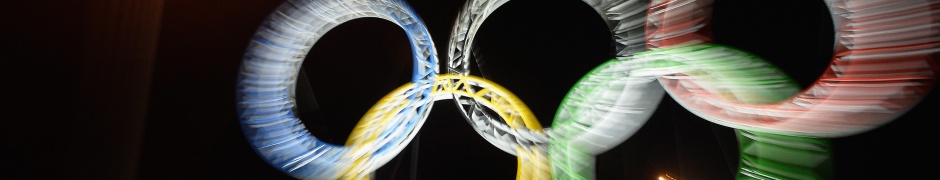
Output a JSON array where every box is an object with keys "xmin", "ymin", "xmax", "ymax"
[
  {"xmin": 448, "ymin": 0, "xmax": 938, "ymax": 179},
  {"xmin": 650, "ymin": 0, "xmax": 940, "ymax": 138},
  {"xmin": 236, "ymin": 0, "xmax": 437, "ymax": 179},
  {"xmin": 642, "ymin": 0, "xmax": 939, "ymax": 179},
  {"xmin": 447, "ymin": 1, "xmax": 658, "ymax": 179},
  {"xmin": 238, "ymin": 0, "xmax": 938, "ymax": 179}
]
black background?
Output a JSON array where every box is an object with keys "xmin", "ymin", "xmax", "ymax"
[{"xmin": 2, "ymin": 0, "xmax": 937, "ymax": 179}]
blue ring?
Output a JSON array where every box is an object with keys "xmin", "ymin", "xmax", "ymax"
[{"xmin": 235, "ymin": 0, "xmax": 438, "ymax": 179}]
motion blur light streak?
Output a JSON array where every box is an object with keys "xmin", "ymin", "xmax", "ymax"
[
  {"xmin": 236, "ymin": 0, "xmax": 437, "ymax": 179},
  {"xmin": 449, "ymin": 0, "xmax": 937, "ymax": 179},
  {"xmin": 654, "ymin": 0, "xmax": 940, "ymax": 138},
  {"xmin": 645, "ymin": 0, "xmax": 939, "ymax": 179},
  {"xmin": 643, "ymin": 0, "xmax": 835, "ymax": 179},
  {"xmin": 447, "ymin": 0, "xmax": 657, "ymax": 179},
  {"xmin": 238, "ymin": 0, "xmax": 550, "ymax": 178},
  {"xmin": 237, "ymin": 0, "xmax": 938, "ymax": 179},
  {"xmin": 350, "ymin": 74, "xmax": 550, "ymax": 179},
  {"xmin": 626, "ymin": 44, "xmax": 837, "ymax": 179}
]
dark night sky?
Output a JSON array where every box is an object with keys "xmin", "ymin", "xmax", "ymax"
[{"xmin": 3, "ymin": 0, "xmax": 937, "ymax": 179}]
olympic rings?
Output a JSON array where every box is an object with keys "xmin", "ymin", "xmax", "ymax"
[
  {"xmin": 236, "ymin": 0, "xmax": 437, "ymax": 179},
  {"xmin": 236, "ymin": 0, "xmax": 939, "ymax": 179}
]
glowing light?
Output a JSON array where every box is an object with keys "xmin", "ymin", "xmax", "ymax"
[
  {"xmin": 643, "ymin": 0, "xmax": 938, "ymax": 179},
  {"xmin": 447, "ymin": 1, "xmax": 659, "ymax": 179},
  {"xmin": 237, "ymin": 0, "xmax": 938, "ymax": 179},
  {"xmin": 236, "ymin": 0, "xmax": 436, "ymax": 179}
]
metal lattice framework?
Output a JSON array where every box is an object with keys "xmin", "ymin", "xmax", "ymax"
[
  {"xmin": 343, "ymin": 74, "xmax": 552, "ymax": 179},
  {"xmin": 446, "ymin": 1, "xmax": 659, "ymax": 179}
]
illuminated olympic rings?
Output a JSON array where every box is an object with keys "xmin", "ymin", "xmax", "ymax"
[{"xmin": 237, "ymin": 0, "xmax": 939, "ymax": 179}]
